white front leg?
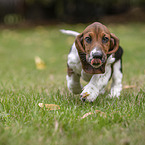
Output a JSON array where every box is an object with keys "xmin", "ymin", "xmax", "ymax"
[
  {"xmin": 81, "ymin": 65, "xmax": 112, "ymax": 102},
  {"xmin": 110, "ymin": 60, "xmax": 123, "ymax": 98}
]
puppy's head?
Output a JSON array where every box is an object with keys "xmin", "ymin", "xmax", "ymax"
[{"xmin": 75, "ymin": 22, "xmax": 119, "ymax": 74}]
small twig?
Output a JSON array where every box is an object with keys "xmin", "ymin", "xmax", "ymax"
[{"xmin": 123, "ymin": 85, "xmax": 136, "ymax": 89}]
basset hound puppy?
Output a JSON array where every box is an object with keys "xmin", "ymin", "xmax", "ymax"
[{"xmin": 61, "ymin": 22, "xmax": 123, "ymax": 102}]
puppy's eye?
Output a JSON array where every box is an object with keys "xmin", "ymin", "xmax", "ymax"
[
  {"xmin": 85, "ymin": 37, "xmax": 92, "ymax": 43},
  {"xmin": 102, "ymin": 36, "xmax": 109, "ymax": 43}
]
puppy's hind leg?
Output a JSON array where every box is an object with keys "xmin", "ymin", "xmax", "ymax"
[{"xmin": 66, "ymin": 65, "xmax": 82, "ymax": 94}]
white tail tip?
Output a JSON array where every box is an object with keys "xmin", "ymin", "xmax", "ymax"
[{"xmin": 60, "ymin": 29, "xmax": 79, "ymax": 37}]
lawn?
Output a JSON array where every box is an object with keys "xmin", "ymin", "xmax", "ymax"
[{"xmin": 0, "ymin": 23, "xmax": 145, "ymax": 145}]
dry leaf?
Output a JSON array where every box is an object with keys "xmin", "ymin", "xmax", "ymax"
[
  {"xmin": 81, "ymin": 110, "xmax": 106, "ymax": 119},
  {"xmin": 123, "ymin": 85, "xmax": 136, "ymax": 89},
  {"xmin": 81, "ymin": 112, "xmax": 93, "ymax": 119},
  {"xmin": 38, "ymin": 103, "xmax": 60, "ymax": 110},
  {"xmin": 35, "ymin": 56, "xmax": 46, "ymax": 70}
]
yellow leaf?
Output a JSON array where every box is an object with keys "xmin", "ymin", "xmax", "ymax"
[
  {"xmin": 35, "ymin": 56, "xmax": 46, "ymax": 70},
  {"xmin": 81, "ymin": 112, "xmax": 93, "ymax": 119},
  {"xmin": 81, "ymin": 110, "xmax": 106, "ymax": 119},
  {"xmin": 38, "ymin": 103, "xmax": 60, "ymax": 110},
  {"xmin": 123, "ymin": 85, "xmax": 136, "ymax": 89}
]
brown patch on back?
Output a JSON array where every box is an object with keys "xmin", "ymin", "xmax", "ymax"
[{"xmin": 67, "ymin": 64, "xmax": 74, "ymax": 76}]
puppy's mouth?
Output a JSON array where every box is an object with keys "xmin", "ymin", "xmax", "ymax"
[{"xmin": 90, "ymin": 58, "xmax": 102, "ymax": 68}]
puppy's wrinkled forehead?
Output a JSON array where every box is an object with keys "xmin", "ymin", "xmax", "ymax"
[{"xmin": 83, "ymin": 22, "xmax": 110, "ymax": 35}]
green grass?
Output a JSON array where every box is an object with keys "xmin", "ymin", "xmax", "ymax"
[{"xmin": 0, "ymin": 23, "xmax": 145, "ymax": 145}]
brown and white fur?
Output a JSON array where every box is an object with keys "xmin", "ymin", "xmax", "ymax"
[{"xmin": 61, "ymin": 22, "xmax": 123, "ymax": 102}]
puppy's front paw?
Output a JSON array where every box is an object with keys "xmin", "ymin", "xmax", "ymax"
[
  {"xmin": 109, "ymin": 86, "xmax": 122, "ymax": 98},
  {"xmin": 80, "ymin": 84, "xmax": 99, "ymax": 102}
]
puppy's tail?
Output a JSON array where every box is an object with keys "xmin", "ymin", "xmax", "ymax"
[{"xmin": 60, "ymin": 29, "xmax": 79, "ymax": 37}]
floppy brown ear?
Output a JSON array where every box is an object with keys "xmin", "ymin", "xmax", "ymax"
[
  {"xmin": 75, "ymin": 33, "xmax": 85, "ymax": 53},
  {"xmin": 108, "ymin": 33, "xmax": 119, "ymax": 54}
]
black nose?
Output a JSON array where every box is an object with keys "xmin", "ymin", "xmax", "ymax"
[{"xmin": 92, "ymin": 52, "xmax": 103, "ymax": 59}]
